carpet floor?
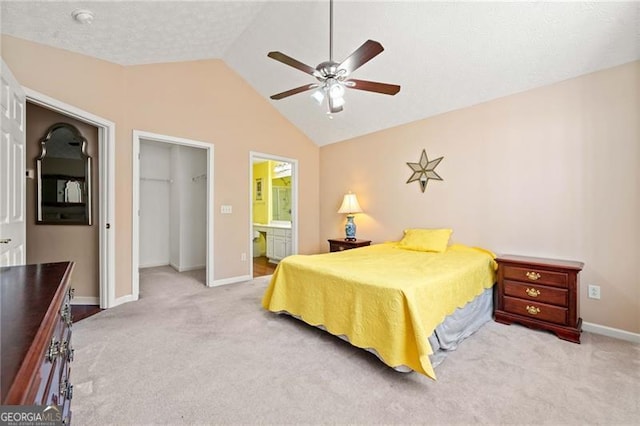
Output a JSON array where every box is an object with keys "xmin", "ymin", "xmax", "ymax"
[{"xmin": 71, "ymin": 266, "xmax": 639, "ymax": 425}]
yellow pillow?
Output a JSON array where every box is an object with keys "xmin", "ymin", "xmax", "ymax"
[{"xmin": 398, "ymin": 228, "xmax": 453, "ymax": 253}]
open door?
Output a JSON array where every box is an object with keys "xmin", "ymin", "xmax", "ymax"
[{"xmin": 0, "ymin": 59, "xmax": 26, "ymax": 266}]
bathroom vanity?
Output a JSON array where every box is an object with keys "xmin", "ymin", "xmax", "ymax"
[{"xmin": 253, "ymin": 223, "xmax": 292, "ymax": 263}]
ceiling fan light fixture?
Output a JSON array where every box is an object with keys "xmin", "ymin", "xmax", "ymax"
[
  {"xmin": 311, "ymin": 89, "xmax": 325, "ymax": 104},
  {"xmin": 331, "ymin": 94, "xmax": 345, "ymax": 108},
  {"xmin": 327, "ymin": 79, "xmax": 345, "ymax": 99}
]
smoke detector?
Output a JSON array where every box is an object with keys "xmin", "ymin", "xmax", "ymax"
[{"xmin": 71, "ymin": 9, "xmax": 94, "ymax": 24}]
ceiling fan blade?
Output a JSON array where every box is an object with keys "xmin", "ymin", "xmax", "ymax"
[
  {"xmin": 267, "ymin": 51, "xmax": 318, "ymax": 76},
  {"xmin": 270, "ymin": 83, "xmax": 319, "ymax": 100},
  {"xmin": 338, "ymin": 40, "xmax": 384, "ymax": 74},
  {"xmin": 345, "ymin": 79, "xmax": 401, "ymax": 96}
]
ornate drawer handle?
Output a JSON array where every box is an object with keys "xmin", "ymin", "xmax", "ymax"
[
  {"xmin": 68, "ymin": 288, "xmax": 75, "ymax": 300},
  {"xmin": 525, "ymin": 288, "xmax": 541, "ymax": 297},
  {"xmin": 46, "ymin": 338, "xmax": 60, "ymax": 362},
  {"xmin": 60, "ymin": 380, "xmax": 73, "ymax": 400},
  {"xmin": 525, "ymin": 305, "xmax": 541, "ymax": 315},
  {"xmin": 61, "ymin": 304, "xmax": 73, "ymax": 326},
  {"xmin": 526, "ymin": 271, "xmax": 541, "ymax": 281},
  {"xmin": 60, "ymin": 340, "xmax": 75, "ymax": 362}
]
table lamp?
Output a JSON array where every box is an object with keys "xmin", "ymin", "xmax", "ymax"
[{"xmin": 337, "ymin": 192, "xmax": 363, "ymax": 241}]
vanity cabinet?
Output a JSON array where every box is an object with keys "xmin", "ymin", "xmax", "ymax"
[{"xmin": 266, "ymin": 227, "xmax": 291, "ymax": 263}]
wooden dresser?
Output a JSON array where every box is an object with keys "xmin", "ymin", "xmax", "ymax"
[
  {"xmin": 1, "ymin": 262, "xmax": 75, "ymax": 423},
  {"xmin": 328, "ymin": 238, "xmax": 371, "ymax": 252},
  {"xmin": 494, "ymin": 255, "xmax": 583, "ymax": 343}
]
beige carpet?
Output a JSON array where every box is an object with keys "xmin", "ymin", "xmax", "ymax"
[{"xmin": 71, "ymin": 266, "xmax": 639, "ymax": 425}]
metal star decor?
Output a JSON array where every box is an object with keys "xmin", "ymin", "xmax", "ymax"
[{"xmin": 406, "ymin": 149, "xmax": 444, "ymax": 192}]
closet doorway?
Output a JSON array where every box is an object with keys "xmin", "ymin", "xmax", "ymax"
[
  {"xmin": 132, "ymin": 131, "xmax": 214, "ymax": 299},
  {"xmin": 249, "ymin": 152, "xmax": 298, "ymax": 278}
]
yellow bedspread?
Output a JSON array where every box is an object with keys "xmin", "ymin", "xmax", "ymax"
[{"xmin": 261, "ymin": 243, "xmax": 496, "ymax": 380}]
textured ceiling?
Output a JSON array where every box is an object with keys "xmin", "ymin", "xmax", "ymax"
[{"xmin": 2, "ymin": 1, "xmax": 639, "ymax": 146}]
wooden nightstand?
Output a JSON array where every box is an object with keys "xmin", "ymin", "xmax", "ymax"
[
  {"xmin": 328, "ymin": 238, "xmax": 371, "ymax": 252},
  {"xmin": 494, "ymin": 254, "xmax": 584, "ymax": 343}
]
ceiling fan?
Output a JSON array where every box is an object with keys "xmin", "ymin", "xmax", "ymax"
[{"xmin": 267, "ymin": 0, "xmax": 400, "ymax": 114}]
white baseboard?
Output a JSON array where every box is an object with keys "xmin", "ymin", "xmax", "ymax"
[
  {"xmin": 583, "ymin": 321, "xmax": 640, "ymax": 343},
  {"xmin": 139, "ymin": 261, "xmax": 169, "ymax": 269},
  {"xmin": 71, "ymin": 296, "xmax": 99, "ymax": 305},
  {"xmin": 211, "ymin": 274, "xmax": 252, "ymax": 287},
  {"xmin": 178, "ymin": 264, "xmax": 206, "ymax": 272},
  {"xmin": 112, "ymin": 294, "xmax": 138, "ymax": 307}
]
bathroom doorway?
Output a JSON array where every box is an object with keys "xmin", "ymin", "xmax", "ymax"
[{"xmin": 249, "ymin": 152, "xmax": 298, "ymax": 278}]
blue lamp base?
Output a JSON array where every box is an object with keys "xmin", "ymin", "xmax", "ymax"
[{"xmin": 344, "ymin": 214, "xmax": 357, "ymax": 241}]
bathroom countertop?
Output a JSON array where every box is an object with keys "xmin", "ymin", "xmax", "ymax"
[{"xmin": 253, "ymin": 222, "xmax": 291, "ymax": 229}]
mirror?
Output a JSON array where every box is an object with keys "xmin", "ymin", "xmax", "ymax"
[
  {"xmin": 271, "ymin": 162, "xmax": 292, "ymax": 222},
  {"xmin": 271, "ymin": 178, "xmax": 291, "ymax": 222},
  {"xmin": 36, "ymin": 122, "xmax": 92, "ymax": 225}
]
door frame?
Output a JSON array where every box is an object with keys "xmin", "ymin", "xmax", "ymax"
[
  {"xmin": 132, "ymin": 130, "xmax": 215, "ymax": 297},
  {"xmin": 248, "ymin": 151, "xmax": 298, "ymax": 277},
  {"xmin": 24, "ymin": 87, "xmax": 116, "ymax": 308}
]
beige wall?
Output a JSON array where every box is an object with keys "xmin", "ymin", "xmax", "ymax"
[
  {"xmin": 25, "ymin": 103, "xmax": 99, "ymax": 299},
  {"xmin": 320, "ymin": 61, "xmax": 640, "ymax": 334},
  {"xmin": 4, "ymin": 34, "xmax": 637, "ymax": 334},
  {"xmin": 2, "ymin": 35, "xmax": 320, "ymax": 299}
]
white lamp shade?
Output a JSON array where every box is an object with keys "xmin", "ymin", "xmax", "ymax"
[{"xmin": 337, "ymin": 193, "xmax": 363, "ymax": 214}]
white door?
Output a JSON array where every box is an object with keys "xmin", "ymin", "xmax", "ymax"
[{"xmin": 0, "ymin": 59, "xmax": 26, "ymax": 266}]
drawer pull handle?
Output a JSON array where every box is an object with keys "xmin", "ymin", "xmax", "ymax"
[
  {"xmin": 46, "ymin": 338, "xmax": 60, "ymax": 362},
  {"xmin": 60, "ymin": 340, "xmax": 75, "ymax": 362},
  {"xmin": 525, "ymin": 288, "xmax": 541, "ymax": 297},
  {"xmin": 525, "ymin": 305, "xmax": 541, "ymax": 315},
  {"xmin": 526, "ymin": 271, "xmax": 541, "ymax": 281},
  {"xmin": 60, "ymin": 380, "xmax": 73, "ymax": 400},
  {"xmin": 61, "ymin": 304, "xmax": 73, "ymax": 326}
]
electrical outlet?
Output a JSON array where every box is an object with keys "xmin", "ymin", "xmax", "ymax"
[
  {"xmin": 220, "ymin": 205, "xmax": 232, "ymax": 214},
  {"xmin": 588, "ymin": 285, "xmax": 601, "ymax": 300},
  {"xmin": 241, "ymin": 253, "xmax": 247, "ymax": 261}
]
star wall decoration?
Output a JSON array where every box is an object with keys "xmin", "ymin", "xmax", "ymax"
[{"xmin": 406, "ymin": 149, "xmax": 444, "ymax": 192}]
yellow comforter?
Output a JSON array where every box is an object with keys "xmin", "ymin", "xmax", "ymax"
[{"xmin": 261, "ymin": 243, "xmax": 497, "ymax": 379}]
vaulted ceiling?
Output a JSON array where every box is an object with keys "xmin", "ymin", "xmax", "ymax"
[{"xmin": 2, "ymin": 1, "xmax": 639, "ymax": 146}]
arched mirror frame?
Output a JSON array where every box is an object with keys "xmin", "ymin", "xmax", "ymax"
[{"xmin": 36, "ymin": 122, "xmax": 92, "ymax": 225}]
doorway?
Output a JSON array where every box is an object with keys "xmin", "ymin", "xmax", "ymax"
[
  {"xmin": 24, "ymin": 87, "xmax": 116, "ymax": 309},
  {"xmin": 25, "ymin": 102, "xmax": 100, "ymax": 305},
  {"xmin": 249, "ymin": 152, "xmax": 298, "ymax": 278},
  {"xmin": 132, "ymin": 130, "xmax": 214, "ymax": 299}
]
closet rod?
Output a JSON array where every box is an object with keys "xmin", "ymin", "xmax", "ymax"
[{"xmin": 141, "ymin": 177, "xmax": 173, "ymax": 183}]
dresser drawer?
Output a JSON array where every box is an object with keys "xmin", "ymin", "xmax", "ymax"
[
  {"xmin": 502, "ymin": 265, "xmax": 568, "ymax": 288},
  {"xmin": 503, "ymin": 280, "xmax": 568, "ymax": 307},
  {"xmin": 503, "ymin": 296, "xmax": 568, "ymax": 325}
]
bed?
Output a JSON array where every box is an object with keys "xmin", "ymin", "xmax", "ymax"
[{"xmin": 261, "ymin": 235, "xmax": 497, "ymax": 380}]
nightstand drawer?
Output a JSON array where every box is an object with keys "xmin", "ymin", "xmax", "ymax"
[
  {"xmin": 504, "ymin": 280, "xmax": 568, "ymax": 306},
  {"xmin": 503, "ymin": 296, "xmax": 568, "ymax": 325},
  {"xmin": 328, "ymin": 239, "xmax": 371, "ymax": 252},
  {"xmin": 330, "ymin": 243, "xmax": 348, "ymax": 252},
  {"xmin": 502, "ymin": 265, "xmax": 568, "ymax": 288}
]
